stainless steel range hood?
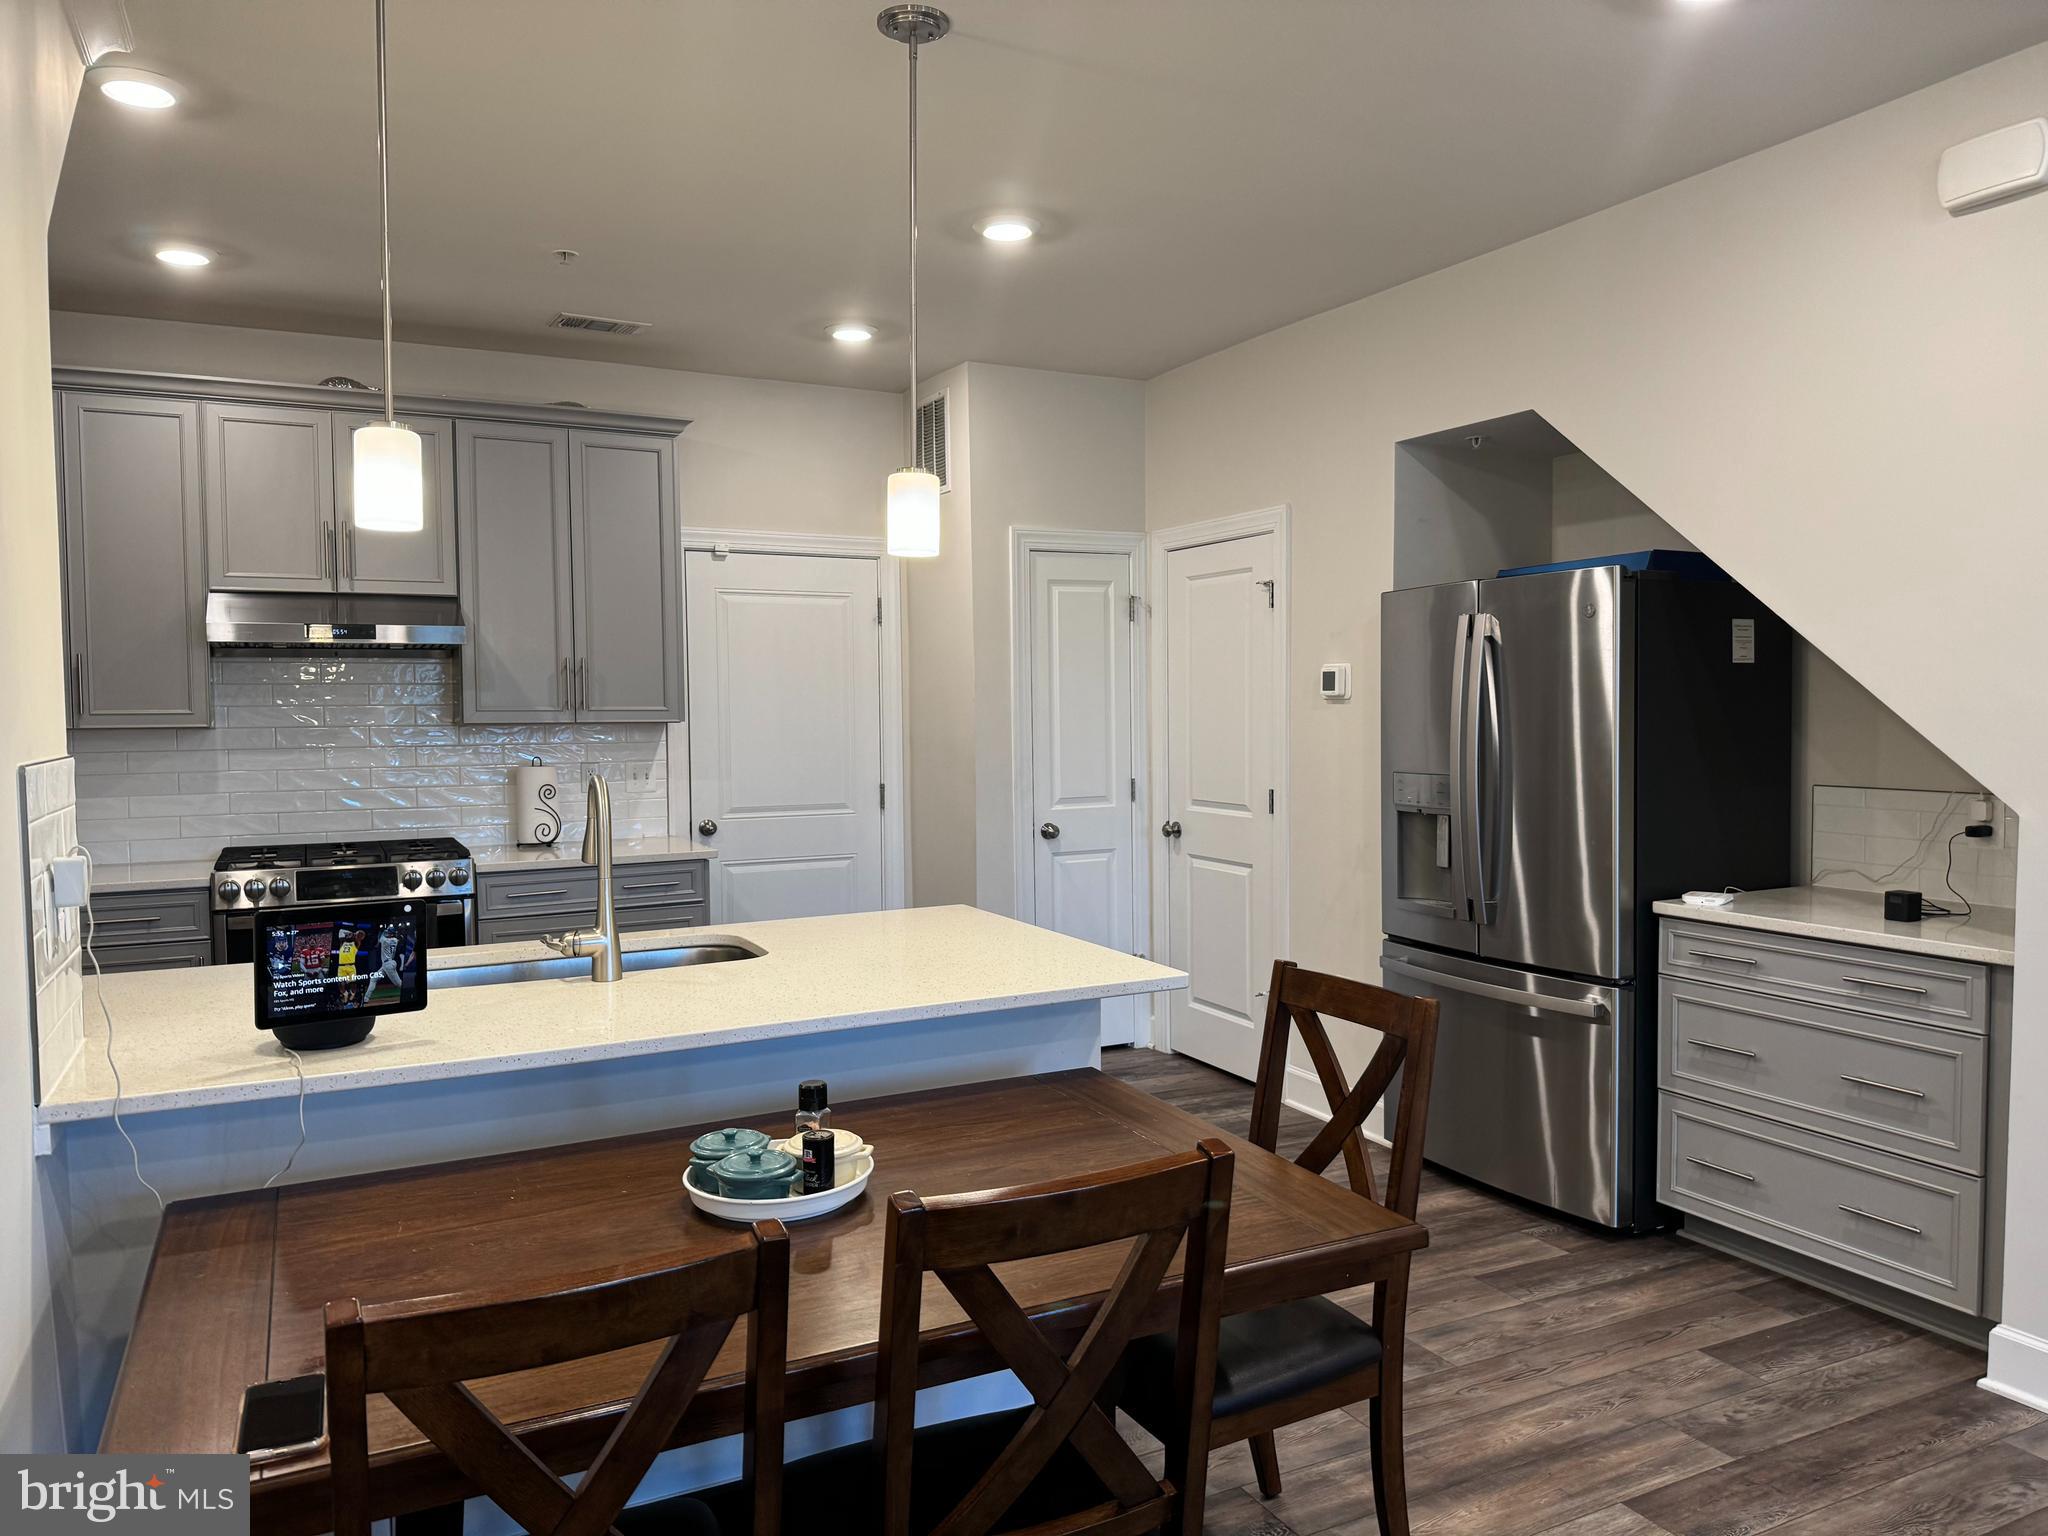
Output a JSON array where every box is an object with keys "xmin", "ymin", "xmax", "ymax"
[{"xmin": 206, "ymin": 591, "xmax": 465, "ymax": 649}]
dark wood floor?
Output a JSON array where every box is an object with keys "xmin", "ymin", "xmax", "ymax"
[{"xmin": 1103, "ymin": 1045, "xmax": 2048, "ymax": 1536}]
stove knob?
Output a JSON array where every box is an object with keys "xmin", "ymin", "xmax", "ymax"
[
  {"xmin": 269, "ymin": 877, "xmax": 292, "ymax": 899},
  {"xmin": 448, "ymin": 866, "xmax": 470, "ymax": 887},
  {"xmin": 401, "ymin": 869, "xmax": 424, "ymax": 891},
  {"xmin": 425, "ymin": 867, "xmax": 447, "ymax": 889},
  {"xmin": 245, "ymin": 880, "xmax": 267, "ymax": 902},
  {"xmin": 216, "ymin": 879, "xmax": 242, "ymax": 902}
]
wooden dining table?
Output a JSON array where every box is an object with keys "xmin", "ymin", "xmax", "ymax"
[{"xmin": 99, "ymin": 1067, "xmax": 1426, "ymax": 1535}]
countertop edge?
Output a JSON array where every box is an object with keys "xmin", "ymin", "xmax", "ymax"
[
  {"xmin": 40, "ymin": 974, "xmax": 1183, "ymax": 1125},
  {"xmin": 1651, "ymin": 896, "xmax": 2016, "ymax": 967}
]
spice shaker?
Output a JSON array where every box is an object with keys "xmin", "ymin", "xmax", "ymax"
[
  {"xmin": 796, "ymin": 1079, "xmax": 831, "ymax": 1136},
  {"xmin": 801, "ymin": 1126, "xmax": 837, "ymax": 1194}
]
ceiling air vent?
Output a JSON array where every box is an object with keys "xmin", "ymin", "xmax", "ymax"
[
  {"xmin": 547, "ymin": 312, "xmax": 652, "ymax": 336},
  {"xmin": 916, "ymin": 390, "xmax": 950, "ymax": 493}
]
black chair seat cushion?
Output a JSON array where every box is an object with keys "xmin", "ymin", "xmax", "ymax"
[
  {"xmin": 1120, "ymin": 1296, "xmax": 1383, "ymax": 1432},
  {"xmin": 616, "ymin": 1406, "xmax": 1116, "ymax": 1536}
]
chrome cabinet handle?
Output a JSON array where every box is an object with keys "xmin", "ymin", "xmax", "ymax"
[
  {"xmin": 1840, "ymin": 1073, "xmax": 1925, "ymax": 1099},
  {"xmin": 1843, "ymin": 975, "xmax": 1929, "ymax": 996},
  {"xmin": 698, "ymin": 819, "xmax": 718, "ymax": 836},
  {"xmin": 561, "ymin": 657, "xmax": 571, "ymax": 711},
  {"xmin": 1040, "ymin": 822, "xmax": 1060, "ymax": 840},
  {"xmin": 501, "ymin": 887, "xmax": 571, "ymax": 902},
  {"xmin": 1160, "ymin": 820, "xmax": 1182, "ymax": 839},
  {"xmin": 1688, "ymin": 1038, "xmax": 1757, "ymax": 1060},
  {"xmin": 580, "ymin": 658, "xmax": 589, "ymax": 712},
  {"xmin": 345, "ymin": 522, "xmax": 356, "ymax": 578},
  {"xmin": 1685, "ymin": 1155, "xmax": 1755, "ymax": 1183},
  {"xmin": 326, "ymin": 524, "xmax": 338, "ymax": 582},
  {"xmin": 1689, "ymin": 950, "xmax": 1759, "ymax": 966},
  {"xmin": 1839, "ymin": 1204, "xmax": 1922, "ymax": 1235},
  {"xmin": 70, "ymin": 654, "xmax": 83, "ymax": 717}
]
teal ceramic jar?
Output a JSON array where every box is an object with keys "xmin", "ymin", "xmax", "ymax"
[
  {"xmin": 690, "ymin": 1127, "xmax": 770, "ymax": 1174},
  {"xmin": 712, "ymin": 1145, "xmax": 801, "ymax": 1200}
]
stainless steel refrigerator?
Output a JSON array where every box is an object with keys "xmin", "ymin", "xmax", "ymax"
[{"xmin": 1379, "ymin": 560, "xmax": 1791, "ymax": 1231}]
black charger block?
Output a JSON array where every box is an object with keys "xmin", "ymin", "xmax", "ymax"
[{"xmin": 1884, "ymin": 889, "xmax": 1924, "ymax": 922}]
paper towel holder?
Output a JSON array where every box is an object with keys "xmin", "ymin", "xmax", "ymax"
[{"xmin": 515, "ymin": 756, "xmax": 561, "ymax": 846}]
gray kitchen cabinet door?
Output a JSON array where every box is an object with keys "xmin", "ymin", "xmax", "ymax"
[
  {"xmin": 202, "ymin": 401, "xmax": 336, "ymax": 591},
  {"xmin": 332, "ymin": 413, "xmax": 459, "ymax": 595},
  {"xmin": 458, "ymin": 420, "xmax": 576, "ymax": 723},
  {"xmin": 568, "ymin": 429, "xmax": 681, "ymax": 721},
  {"xmin": 60, "ymin": 393, "xmax": 210, "ymax": 728}
]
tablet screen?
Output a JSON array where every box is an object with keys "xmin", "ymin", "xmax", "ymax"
[{"xmin": 255, "ymin": 903, "xmax": 428, "ymax": 1031}]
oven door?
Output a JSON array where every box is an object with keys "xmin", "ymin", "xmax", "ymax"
[{"xmin": 215, "ymin": 897, "xmax": 473, "ymax": 964}]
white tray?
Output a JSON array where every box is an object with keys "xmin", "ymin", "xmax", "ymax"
[{"xmin": 683, "ymin": 1152, "xmax": 875, "ymax": 1224}]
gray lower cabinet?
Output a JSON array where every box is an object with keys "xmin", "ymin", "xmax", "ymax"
[
  {"xmin": 332, "ymin": 413, "xmax": 459, "ymax": 596},
  {"xmin": 203, "ymin": 401, "xmax": 336, "ymax": 592},
  {"xmin": 1657, "ymin": 917, "xmax": 1991, "ymax": 1313},
  {"xmin": 458, "ymin": 423, "xmax": 682, "ymax": 725},
  {"xmin": 59, "ymin": 393, "xmax": 210, "ymax": 729},
  {"xmin": 473, "ymin": 859, "xmax": 709, "ymax": 943},
  {"xmin": 84, "ymin": 888, "xmax": 212, "ymax": 972}
]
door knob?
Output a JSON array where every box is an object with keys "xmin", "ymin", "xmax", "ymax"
[
  {"xmin": 1040, "ymin": 822, "xmax": 1060, "ymax": 840},
  {"xmin": 698, "ymin": 818, "xmax": 718, "ymax": 836},
  {"xmin": 1161, "ymin": 820, "xmax": 1183, "ymax": 839}
]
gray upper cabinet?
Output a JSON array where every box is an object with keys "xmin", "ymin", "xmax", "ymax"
[
  {"xmin": 458, "ymin": 420, "xmax": 576, "ymax": 722},
  {"xmin": 332, "ymin": 412, "xmax": 459, "ymax": 596},
  {"xmin": 202, "ymin": 401, "xmax": 336, "ymax": 592},
  {"xmin": 569, "ymin": 429, "xmax": 682, "ymax": 722},
  {"xmin": 60, "ymin": 393, "xmax": 211, "ymax": 729}
]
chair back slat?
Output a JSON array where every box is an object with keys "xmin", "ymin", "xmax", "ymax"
[
  {"xmin": 325, "ymin": 1221, "xmax": 789, "ymax": 1536},
  {"xmin": 1247, "ymin": 961, "xmax": 1440, "ymax": 1219},
  {"xmin": 875, "ymin": 1141, "xmax": 1235, "ymax": 1536}
]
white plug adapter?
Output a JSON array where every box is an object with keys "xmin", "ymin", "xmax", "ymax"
[{"xmin": 51, "ymin": 855, "xmax": 89, "ymax": 910}]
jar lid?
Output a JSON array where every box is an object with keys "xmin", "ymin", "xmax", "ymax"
[
  {"xmin": 713, "ymin": 1145, "xmax": 800, "ymax": 1183},
  {"xmin": 799, "ymin": 1079, "xmax": 829, "ymax": 1111},
  {"xmin": 691, "ymin": 1126, "xmax": 770, "ymax": 1160}
]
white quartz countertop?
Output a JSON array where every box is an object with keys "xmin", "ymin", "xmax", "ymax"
[
  {"xmin": 1652, "ymin": 887, "xmax": 2016, "ymax": 967},
  {"xmin": 43, "ymin": 906, "xmax": 1184, "ymax": 1123},
  {"xmin": 472, "ymin": 836, "xmax": 718, "ymax": 872}
]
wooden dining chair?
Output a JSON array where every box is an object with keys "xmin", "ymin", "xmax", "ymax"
[
  {"xmin": 325, "ymin": 1219, "xmax": 790, "ymax": 1536},
  {"xmin": 1115, "ymin": 961, "xmax": 1438, "ymax": 1536}
]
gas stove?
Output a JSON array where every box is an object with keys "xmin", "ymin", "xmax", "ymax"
[{"xmin": 211, "ymin": 837, "xmax": 475, "ymax": 912}]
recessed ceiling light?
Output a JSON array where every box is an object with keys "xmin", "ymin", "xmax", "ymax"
[
  {"xmin": 154, "ymin": 245, "xmax": 214, "ymax": 268},
  {"xmin": 830, "ymin": 322, "xmax": 877, "ymax": 344},
  {"xmin": 90, "ymin": 65, "xmax": 182, "ymax": 110},
  {"xmin": 975, "ymin": 215, "xmax": 1039, "ymax": 243}
]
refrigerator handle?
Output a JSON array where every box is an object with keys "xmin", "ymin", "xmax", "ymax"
[
  {"xmin": 1473, "ymin": 612, "xmax": 1505, "ymax": 924},
  {"xmin": 1382, "ymin": 956, "xmax": 1609, "ymax": 1021},
  {"xmin": 1447, "ymin": 613, "xmax": 1475, "ymax": 920}
]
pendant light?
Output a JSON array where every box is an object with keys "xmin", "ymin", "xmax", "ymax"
[
  {"xmin": 351, "ymin": 0, "xmax": 424, "ymax": 533},
  {"xmin": 879, "ymin": 5, "xmax": 949, "ymax": 559}
]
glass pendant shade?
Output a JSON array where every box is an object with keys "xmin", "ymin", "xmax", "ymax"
[
  {"xmin": 885, "ymin": 468, "xmax": 942, "ymax": 557},
  {"xmin": 352, "ymin": 421, "xmax": 425, "ymax": 532}
]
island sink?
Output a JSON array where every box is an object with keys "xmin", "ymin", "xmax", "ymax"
[{"xmin": 432, "ymin": 939, "xmax": 766, "ymax": 990}]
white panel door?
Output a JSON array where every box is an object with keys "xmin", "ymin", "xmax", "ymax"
[
  {"xmin": 685, "ymin": 551, "xmax": 884, "ymax": 920},
  {"xmin": 1027, "ymin": 550, "xmax": 1139, "ymax": 1046},
  {"xmin": 1164, "ymin": 533, "xmax": 1277, "ymax": 1080}
]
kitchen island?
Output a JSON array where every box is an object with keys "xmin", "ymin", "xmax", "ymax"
[{"xmin": 43, "ymin": 905, "xmax": 1184, "ymax": 1449}]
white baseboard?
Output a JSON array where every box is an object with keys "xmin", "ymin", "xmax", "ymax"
[
  {"xmin": 1281, "ymin": 1063, "xmax": 1390, "ymax": 1149},
  {"xmin": 1983, "ymin": 1325, "xmax": 2048, "ymax": 1411}
]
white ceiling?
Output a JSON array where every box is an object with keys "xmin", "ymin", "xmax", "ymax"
[{"xmin": 49, "ymin": 0, "xmax": 2048, "ymax": 390}]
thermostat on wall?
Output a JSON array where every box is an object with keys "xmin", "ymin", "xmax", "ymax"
[{"xmin": 1319, "ymin": 662, "xmax": 1351, "ymax": 701}]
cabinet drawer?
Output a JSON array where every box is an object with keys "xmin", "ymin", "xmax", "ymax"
[
  {"xmin": 88, "ymin": 937, "xmax": 212, "ymax": 972},
  {"xmin": 1659, "ymin": 1094, "xmax": 1981, "ymax": 1312},
  {"xmin": 1658, "ymin": 978, "xmax": 1986, "ymax": 1172},
  {"xmin": 474, "ymin": 912, "xmax": 582, "ymax": 945},
  {"xmin": 619, "ymin": 902, "xmax": 707, "ymax": 934},
  {"xmin": 1662, "ymin": 919, "xmax": 1987, "ymax": 1033},
  {"xmin": 87, "ymin": 888, "xmax": 210, "ymax": 945},
  {"xmin": 477, "ymin": 868, "xmax": 599, "ymax": 918},
  {"xmin": 613, "ymin": 861, "xmax": 707, "ymax": 908}
]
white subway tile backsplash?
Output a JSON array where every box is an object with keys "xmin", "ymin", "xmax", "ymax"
[
  {"xmin": 1810, "ymin": 784, "xmax": 2022, "ymax": 912},
  {"xmin": 65, "ymin": 653, "xmax": 669, "ymax": 863}
]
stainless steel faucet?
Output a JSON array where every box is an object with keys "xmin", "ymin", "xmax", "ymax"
[{"xmin": 541, "ymin": 773, "xmax": 622, "ymax": 982}]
